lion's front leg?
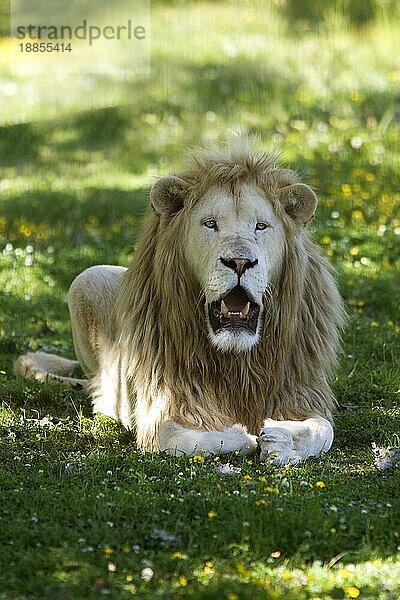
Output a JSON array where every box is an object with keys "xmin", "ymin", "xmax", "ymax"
[
  {"xmin": 257, "ymin": 416, "xmax": 334, "ymax": 466},
  {"xmin": 158, "ymin": 421, "xmax": 258, "ymax": 457}
]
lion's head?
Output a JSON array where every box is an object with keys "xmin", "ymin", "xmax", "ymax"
[
  {"xmin": 150, "ymin": 142, "xmax": 317, "ymax": 353},
  {"xmin": 117, "ymin": 137, "xmax": 344, "ymax": 449}
]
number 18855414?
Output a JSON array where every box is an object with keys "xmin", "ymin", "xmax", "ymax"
[{"xmin": 19, "ymin": 42, "xmax": 72, "ymax": 52}]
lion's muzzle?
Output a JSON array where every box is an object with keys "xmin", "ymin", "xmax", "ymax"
[{"xmin": 208, "ymin": 285, "xmax": 260, "ymax": 334}]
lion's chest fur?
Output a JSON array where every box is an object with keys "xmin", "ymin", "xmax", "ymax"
[{"xmin": 130, "ymin": 335, "xmax": 281, "ymax": 445}]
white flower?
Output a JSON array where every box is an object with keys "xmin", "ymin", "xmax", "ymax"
[{"xmin": 141, "ymin": 567, "xmax": 154, "ymax": 581}]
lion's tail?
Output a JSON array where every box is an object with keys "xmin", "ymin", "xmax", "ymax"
[{"xmin": 13, "ymin": 351, "xmax": 88, "ymax": 389}]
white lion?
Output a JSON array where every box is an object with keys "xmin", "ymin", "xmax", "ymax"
[{"xmin": 15, "ymin": 137, "xmax": 345, "ymax": 465}]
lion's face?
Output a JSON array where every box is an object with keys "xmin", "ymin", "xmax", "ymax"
[
  {"xmin": 151, "ymin": 153, "xmax": 317, "ymax": 355},
  {"xmin": 184, "ymin": 183, "xmax": 286, "ymax": 353}
]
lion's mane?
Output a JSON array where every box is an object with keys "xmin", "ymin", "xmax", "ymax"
[{"xmin": 115, "ymin": 139, "xmax": 345, "ymax": 450}]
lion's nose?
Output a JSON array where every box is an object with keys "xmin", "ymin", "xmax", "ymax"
[{"xmin": 220, "ymin": 257, "xmax": 258, "ymax": 276}]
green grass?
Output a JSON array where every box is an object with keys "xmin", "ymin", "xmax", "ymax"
[{"xmin": 1, "ymin": 1, "xmax": 400, "ymax": 598}]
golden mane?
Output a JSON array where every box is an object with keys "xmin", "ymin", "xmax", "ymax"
[{"xmin": 116, "ymin": 139, "xmax": 345, "ymax": 450}]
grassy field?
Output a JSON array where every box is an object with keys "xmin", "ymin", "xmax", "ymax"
[{"xmin": 0, "ymin": 1, "xmax": 400, "ymax": 598}]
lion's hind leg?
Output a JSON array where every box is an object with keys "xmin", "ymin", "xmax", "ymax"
[
  {"xmin": 68, "ymin": 265, "xmax": 133, "ymax": 429},
  {"xmin": 13, "ymin": 351, "xmax": 87, "ymax": 388},
  {"xmin": 68, "ymin": 265, "xmax": 127, "ymax": 378}
]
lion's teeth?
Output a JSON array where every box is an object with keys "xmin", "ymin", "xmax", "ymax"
[
  {"xmin": 221, "ymin": 299, "xmax": 229, "ymax": 316},
  {"xmin": 241, "ymin": 302, "xmax": 250, "ymax": 317}
]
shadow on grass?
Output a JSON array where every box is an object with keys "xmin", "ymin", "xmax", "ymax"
[
  {"xmin": 2, "ymin": 187, "xmax": 148, "ymax": 235},
  {"xmin": 0, "ymin": 64, "xmax": 398, "ymax": 172},
  {"xmin": 0, "ymin": 122, "xmax": 44, "ymax": 164}
]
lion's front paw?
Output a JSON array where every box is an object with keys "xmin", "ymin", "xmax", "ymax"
[
  {"xmin": 222, "ymin": 425, "xmax": 258, "ymax": 456},
  {"xmin": 257, "ymin": 426, "xmax": 302, "ymax": 466}
]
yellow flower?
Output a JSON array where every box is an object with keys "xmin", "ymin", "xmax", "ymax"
[
  {"xmin": 315, "ymin": 481, "xmax": 325, "ymax": 488},
  {"xmin": 255, "ymin": 499, "xmax": 267, "ymax": 506},
  {"xmin": 320, "ymin": 235, "xmax": 331, "ymax": 245},
  {"xmin": 370, "ymin": 321, "xmax": 378, "ymax": 327},
  {"xmin": 204, "ymin": 561, "xmax": 214, "ymax": 574},
  {"xmin": 344, "ymin": 586, "xmax": 360, "ymax": 598},
  {"xmin": 352, "ymin": 210, "xmax": 364, "ymax": 221},
  {"xmin": 178, "ymin": 575, "xmax": 187, "ymax": 586},
  {"xmin": 338, "ymin": 568, "xmax": 350, "ymax": 579},
  {"xmin": 171, "ymin": 551, "xmax": 184, "ymax": 559},
  {"xmin": 104, "ymin": 547, "xmax": 113, "ymax": 556},
  {"xmin": 264, "ymin": 486, "xmax": 279, "ymax": 494},
  {"xmin": 243, "ymin": 475, "xmax": 252, "ymax": 481},
  {"xmin": 191, "ymin": 455, "xmax": 205, "ymax": 464},
  {"xmin": 236, "ymin": 562, "xmax": 250, "ymax": 577},
  {"xmin": 341, "ymin": 183, "xmax": 352, "ymax": 195},
  {"xmin": 208, "ymin": 510, "xmax": 217, "ymax": 519},
  {"xmin": 372, "ymin": 559, "xmax": 381, "ymax": 567}
]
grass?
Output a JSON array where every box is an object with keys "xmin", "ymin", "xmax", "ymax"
[{"xmin": 0, "ymin": 1, "xmax": 400, "ymax": 598}]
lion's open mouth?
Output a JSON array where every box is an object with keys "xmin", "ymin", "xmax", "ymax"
[{"xmin": 208, "ymin": 285, "xmax": 260, "ymax": 334}]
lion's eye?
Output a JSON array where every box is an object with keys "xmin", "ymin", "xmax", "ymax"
[
  {"xmin": 255, "ymin": 222, "xmax": 269, "ymax": 231},
  {"xmin": 203, "ymin": 219, "xmax": 218, "ymax": 230}
]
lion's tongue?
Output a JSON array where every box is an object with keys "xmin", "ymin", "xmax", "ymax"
[{"xmin": 222, "ymin": 286, "xmax": 249, "ymax": 312}]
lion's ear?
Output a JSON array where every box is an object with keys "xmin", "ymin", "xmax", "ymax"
[
  {"xmin": 150, "ymin": 176, "xmax": 188, "ymax": 219},
  {"xmin": 278, "ymin": 183, "xmax": 317, "ymax": 226}
]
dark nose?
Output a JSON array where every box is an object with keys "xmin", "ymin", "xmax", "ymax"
[{"xmin": 220, "ymin": 257, "xmax": 258, "ymax": 276}]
